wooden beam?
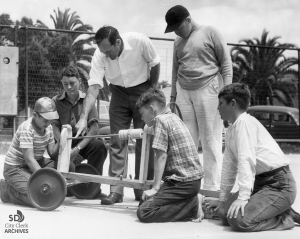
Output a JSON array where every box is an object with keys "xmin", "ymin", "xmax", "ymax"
[
  {"xmin": 139, "ymin": 125, "xmax": 153, "ymax": 184},
  {"xmin": 57, "ymin": 124, "xmax": 72, "ymax": 173},
  {"xmin": 62, "ymin": 172, "xmax": 153, "ymax": 190}
]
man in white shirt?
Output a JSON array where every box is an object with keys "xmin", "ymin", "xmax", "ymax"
[
  {"xmin": 75, "ymin": 26, "xmax": 161, "ymax": 205},
  {"xmin": 204, "ymin": 83, "xmax": 299, "ymax": 231}
]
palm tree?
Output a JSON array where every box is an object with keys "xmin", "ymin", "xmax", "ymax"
[
  {"xmin": 50, "ymin": 8, "xmax": 92, "ymax": 32},
  {"xmin": 72, "ymin": 34, "xmax": 110, "ymax": 101},
  {"xmin": 231, "ymin": 29, "xmax": 298, "ymax": 106}
]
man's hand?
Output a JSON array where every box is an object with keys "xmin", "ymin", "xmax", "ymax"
[
  {"xmin": 203, "ymin": 198, "xmax": 222, "ymax": 212},
  {"xmin": 227, "ymin": 199, "xmax": 248, "ymax": 219},
  {"xmin": 70, "ymin": 147, "xmax": 81, "ymax": 165},
  {"xmin": 142, "ymin": 188, "xmax": 158, "ymax": 201},
  {"xmin": 75, "ymin": 118, "xmax": 88, "ymax": 138}
]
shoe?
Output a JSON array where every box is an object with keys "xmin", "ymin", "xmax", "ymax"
[
  {"xmin": 0, "ymin": 179, "xmax": 11, "ymax": 203},
  {"xmin": 287, "ymin": 208, "xmax": 300, "ymax": 224},
  {"xmin": 93, "ymin": 189, "xmax": 107, "ymax": 199},
  {"xmin": 134, "ymin": 189, "xmax": 143, "ymax": 201},
  {"xmin": 66, "ymin": 188, "xmax": 73, "ymax": 197},
  {"xmin": 101, "ymin": 192, "xmax": 123, "ymax": 205}
]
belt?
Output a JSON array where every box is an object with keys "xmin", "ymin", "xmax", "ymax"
[
  {"xmin": 112, "ymin": 80, "xmax": 149, "ymax": 89},
  {"xmin": 256, "ymin": 165, "xmax": 289, "ymax": 178}
]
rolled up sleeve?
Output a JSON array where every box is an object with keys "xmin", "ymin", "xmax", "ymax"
[
  {"xmin": 141, "ymin": 35, "xmax": 161, "ymax": 67},
  {"xmin": 88, "ymin": 48, "xmax": 106, "ymax": 87},
  {"xmin": 87, "ymin": 104, "xmax": 100, "ymax": 128}
]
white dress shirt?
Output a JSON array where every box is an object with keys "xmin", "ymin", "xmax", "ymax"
[
  {"xmin": 219, "ymin": 112, "xmax": 290, "ymax": 202},
  {"xmin": 88, "ymin": 32, "xmax": 161, "ymax": 88}
]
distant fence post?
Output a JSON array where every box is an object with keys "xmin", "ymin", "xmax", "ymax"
[
  {"xmin": 298, "ymin": 50, "xmax": 300, "ymax": 139},
  {"xmin": 14, "ymin": 25, "xmax": 18, "ymax": 46},
  {"xmin": 25, "ymin": 27, "xmax": 29, "ymax": 120}
]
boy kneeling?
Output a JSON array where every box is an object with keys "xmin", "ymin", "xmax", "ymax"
[
  {"xmin": 136, "ymin": 88, "xmax": 204, "ymax": 223},
  {"xmin": 0, "ymin": 97, "xmax": 75, "ymax": 206},
  {"xmin": 205, "ymin": 83, "xmax": 300, "ymax": 231}
]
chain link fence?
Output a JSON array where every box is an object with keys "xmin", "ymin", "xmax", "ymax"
[{"xmin": 0, "ymin": 25, "xmax": 299, "ymax": 141}]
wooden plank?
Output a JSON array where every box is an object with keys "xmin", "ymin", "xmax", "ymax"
[
  {"xmin": 199, "ymin": 189, "xmax": 220, "ymax": 198},
  {"xmin": 57, "ymin": 124, "xmax": 72, "ymax": 173},
  {"xmin": 139, "ymin": 125, "xmax": 153, "ymax": 183},
  {"xmin": 61, "ymin": 172, "xmax": 153, "ymax": 190}
]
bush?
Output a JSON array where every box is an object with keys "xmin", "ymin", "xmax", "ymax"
[{"xmin": 277, "ymin": 142, "xmax": 300, "ymax": 154}]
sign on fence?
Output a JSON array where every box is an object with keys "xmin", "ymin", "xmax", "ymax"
[{"xmin": 0, "ymin": 46, "xmax": 18, "ymax": 116}]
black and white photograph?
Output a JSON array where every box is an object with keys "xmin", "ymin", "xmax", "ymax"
[{"xmin": 1, "ymin": 0, "xmax": 300, "ymax": 238}]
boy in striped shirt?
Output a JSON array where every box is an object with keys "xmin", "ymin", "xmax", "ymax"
[{"xmin": 0, "ymin": 97, "xmax": 74, "ymax": 206}]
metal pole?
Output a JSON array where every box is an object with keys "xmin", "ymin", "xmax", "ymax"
[
  {"xmin": 25, "ymin": 27, "xmax": 29, "ymax": 120},
  {"xmin": 14, "ymin": 25, "xmax": 18, "ymax": 46},
  {"xmin": 298, "ymin": 50, "xmax": 300, "ymax": 139}
]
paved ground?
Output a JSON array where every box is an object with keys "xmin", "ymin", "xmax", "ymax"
[{"xmin": 1, "ymin": 153, "xmax": 300, "ymax": 239}]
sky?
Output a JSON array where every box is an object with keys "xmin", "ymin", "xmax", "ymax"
[{"xmin": 1, "ymin": 0, "xmax": 300, "ymax": 47}]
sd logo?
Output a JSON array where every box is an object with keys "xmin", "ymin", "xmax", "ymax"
[{"xmin": 9, "ymin": 210, "xmax": 25, "ymax": 222}]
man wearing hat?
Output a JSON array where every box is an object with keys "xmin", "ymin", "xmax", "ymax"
[
  {"xmin": 0, "ymin": 97, "xmax": 75, "ymax": 206},
  {"xmin": 164, "ymin": 5, "xmax": 233, "ymax": 191}
]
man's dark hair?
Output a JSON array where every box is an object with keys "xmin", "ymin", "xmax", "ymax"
[
  {"xmin": 94, "ymin": 26, "xmax": 121, "ymax": 46},
  {"xmin": 218, "ymin": 83, "xmax": 251, "ymax": 110},
  {"xmin": 61, "ymin": 65, "xmax": 80, "ymax": 79},
  {"xmin": 136, "ymin": 88, "xmax": 166, "ymax": 110}
]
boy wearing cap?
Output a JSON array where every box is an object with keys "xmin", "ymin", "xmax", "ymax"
[
  {"xmin": 0, "ymin": 97, "xmax": 74, "ymax": 206},
  {"xmin": 136, "ymin": 88, "xmax": 204, "ymax": 223},
  {"xmin": 164, "ymin": 5, "xmax": 232, "ymax": 191},
  {"xmin": 204, "ymin": 83, "xmax": 300, "ymax": 231}
]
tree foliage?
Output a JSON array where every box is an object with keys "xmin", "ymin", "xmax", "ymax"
[
  {"xmin": 0, "ymin": 10, "xmax": 109, "ymax": 111},
  {"xmin": 50, "ymin": 8, "xmax": 92, "ymax": 32},
  {"xmin": 231, "ymin": 29, "xmax": 298, "ymax": 106}
]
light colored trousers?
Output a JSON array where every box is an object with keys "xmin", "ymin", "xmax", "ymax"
[{"xmin": 176, "ymin": 74, "xmax": 223, "ymax": 190}]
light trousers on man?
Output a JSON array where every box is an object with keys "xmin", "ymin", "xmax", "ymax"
[{"xmin": 176, "ymin": 74, "xmax": 223, "ymax": 190}]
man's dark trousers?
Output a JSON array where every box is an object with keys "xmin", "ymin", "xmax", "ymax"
[{"xmin": 109, "ymin": 81, "xmax": 154, "ymax": 196}]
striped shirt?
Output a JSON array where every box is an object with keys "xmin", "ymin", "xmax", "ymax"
[
  {"xmin": 5, "ymin": 118, "xmax": 55, "ymax": 166},
  {"xmin": 152, "ymin": 108, "xmax": 204, "ymax": 182}
]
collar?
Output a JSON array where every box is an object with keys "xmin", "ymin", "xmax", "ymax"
[
  {"xmin": 153, "ymin": 107, "xmax": 171, "ymax": 120},
  {"xmin": 231, "ymin": 112, "xmax": 247, "ymax": 127},
  {"xmin": 58, "ymin": 90, "xmax": 86, "ymax": 101}
]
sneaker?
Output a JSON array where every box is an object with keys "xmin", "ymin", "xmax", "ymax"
[
  {"xmin": 287, "ymin": 208, "xmax": 300, "ymax": 224},
  {"xmin": 0, "ymin": 179, "xmax": 11, "ymax": 203}
]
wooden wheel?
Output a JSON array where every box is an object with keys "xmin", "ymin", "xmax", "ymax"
[{"xmin": 27, "ymin": 168, "xmax": 66, "ymax": 211}]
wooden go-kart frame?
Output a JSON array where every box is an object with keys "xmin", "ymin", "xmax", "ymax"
[
  {"xmin": 58, "ymin": 124, "xmax": 154, "ymax": 191},
  {"xmin": 28, "ymin": 124, "xmax": 219, "ymax": 211}
]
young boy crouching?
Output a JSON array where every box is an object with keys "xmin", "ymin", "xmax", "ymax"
[
  {"xmin": 0, "ymin": 97, "xmax": 75, "ymax": 206},
  {"xmin": 204, "ymin": 83, "xmax": 300, "ymax": 231}
]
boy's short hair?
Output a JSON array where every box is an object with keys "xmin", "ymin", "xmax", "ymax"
[
  {"xmin": 61, "ymin": 65, "xmax": 80, "ymax": 79},
  {"xmin": 218, "ymin": 83, "xmax": 251, "ymax": 111},
  {"xmin": 136, "ymin": 88, "xmax": 166, "ymax": 109}
]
